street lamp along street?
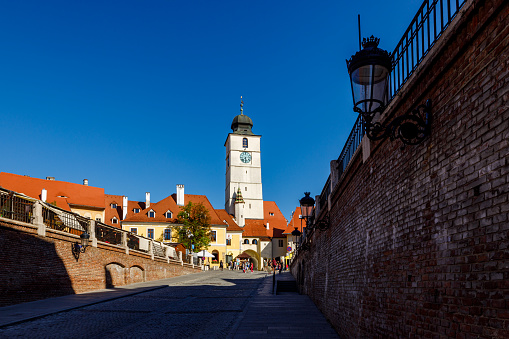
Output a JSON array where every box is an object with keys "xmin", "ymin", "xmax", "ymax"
[{"xmin": 347, "ymin": 36, "xmax": 432, "ymax": 145}]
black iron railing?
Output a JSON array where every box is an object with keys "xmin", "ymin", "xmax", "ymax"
[
  {"xmin": 95, "ymin": 221, "xmax": 123, "ymax": 246},
  {"xmin": 0, "ymin": 189, "xmax": 33, "ymax": 223},
  {"xmin": 389, "ymin": 0, "xmax": 466, "ymax": 98},
  {"xmin": 42, "ymin": 204, "xmax": 88, "ymax": 235},
  {"xmin": 337, "ymin": 116, "xmax": 365, "ymax": 177}
]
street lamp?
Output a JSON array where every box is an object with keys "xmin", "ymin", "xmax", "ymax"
[
  {"xmin": 299, "ymin": 192, "xmax": 315, "ymax": 229},
  {"xmin": 71, "ymin": 231, "xmax": 90, "ymax": 260},
  {"xmin": 347, "ymin": 36, "xmax": 432, "ymax": 145}
]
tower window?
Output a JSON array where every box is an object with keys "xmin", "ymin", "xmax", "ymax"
[{"xmin": 243, "ymin": 138, "xmax": 248, "ymax": 148}]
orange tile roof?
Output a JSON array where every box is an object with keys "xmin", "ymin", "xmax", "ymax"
[
  {"xmin": 242, "ymin": 201, "xmax": 286, "ymax": 238},
  {"xmin": 215, "ymin": 209, "xmax": 243, "ymax": 232},
  {"xmin": 104, "ymin": 194, "xmax": 123, "ymax": 228},
  {"xmin": 282, "ymin": 207, "xmax": 306, "ymax": 234},
  {"xmin": 0, "ymin": 172, "xmax": 104, "ymax": 211},
  {"xmin": 122, "ymin": 193, "xmax": 227, "ymax": 226}
]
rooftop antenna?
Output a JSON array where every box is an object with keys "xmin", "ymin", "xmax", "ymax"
[
  {"xmin": 240, "ymin": 96, "xmax": 244, "ymax": 115},
  {"xmin": 358, "ymin": 14, "xmax": 362, "ymax": 51}
]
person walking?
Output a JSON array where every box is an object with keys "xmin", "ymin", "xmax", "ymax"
[
  {"xmin": 250, "ymin": 262, "xmax": 253, "ymax": 273},
  {"xmin": 220, "ymin": 260, "xmax": 223, "ymax": 271}
]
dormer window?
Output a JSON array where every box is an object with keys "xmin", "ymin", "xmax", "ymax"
[
  {"xmin": 133, "ymin": 208, "xmax": 140, "ymax": 214},
  {"xmin": 111, "ymin": 203, "xmax": 117, "ymax": 209},
  {"xmin": 243, "ymin": 138, "xmax": 248, "ymax": 148},
  {"xmin": 165, "ymin": 211, "xmax": 173, "ymax": 218},
  {"xmin": 148, "ymin": 210, "xmax": 155, "ymax": 218},
  {"xmin": 112, "ymin": 217, "xmax": 118, "ymax": 224},
  {"xmin": 269, "ymin": 212, "xmax": 274, "ymax": 216}
]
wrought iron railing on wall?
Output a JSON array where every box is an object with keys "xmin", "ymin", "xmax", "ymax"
[
  {"xmin": 320, "ymin": 0, "xmax": 466, "ymax": 212},
  {"xmin": 0, "ymin": 188, "xmax": 33, "ymax": 224},
  {"xmin": 389, "ymin": 0, "xmax": 466, "ymax": 98},
  {"xmin": 0, "ymin": 187, "xmax": 178, "ymax": 261}
]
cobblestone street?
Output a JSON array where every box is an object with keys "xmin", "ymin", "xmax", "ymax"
[{"xmin": 0, "ymin": 271, "xmax": 267, "ymax": 338}]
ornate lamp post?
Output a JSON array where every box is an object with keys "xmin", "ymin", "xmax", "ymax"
[
  {"xmin": 72, "ymin": 231, "xmax": 90, "ymax": 260},
  {"xmin": 299, "ymin": 192, "xmax": 315, "ymax": 230},
  {"xmin": 347, "ymin": 36, "xmax": 432, "ymax": 145}
]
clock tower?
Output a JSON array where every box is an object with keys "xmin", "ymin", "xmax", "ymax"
[{"xmin": 225, "ymin": 98, "xmax": 263, "ymax": 220}]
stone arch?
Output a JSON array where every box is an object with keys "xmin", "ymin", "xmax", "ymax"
[
  {"xmin": 242, "ymin": 249, "xmax": 260, "ymax": 270},
  {"xmin": 105, "ymin": 262, "xmax": 126, "ymax": 288},
  {"xmin": 127, "ymin": 265, "xmax": 145, "ymax": 284}
]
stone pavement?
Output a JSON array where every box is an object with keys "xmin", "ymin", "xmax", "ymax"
[
  {"xmin": 228, "ymin": 271, "xmax": 339, "ymax": 338},
  {"xmin": 0, "ymin": 270, "xmax": 339, "ymax": 338}
]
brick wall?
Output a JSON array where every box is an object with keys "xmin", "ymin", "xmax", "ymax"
[
  {"xmin": 0, "ymin": 219, "xmax": 200, "ymax": 307},
  {"xmin": 292, "ymin": 0, "xmax": 509, "ymax": 337}
]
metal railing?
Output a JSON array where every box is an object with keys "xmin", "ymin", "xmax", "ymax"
[
  {"xmin": 0, "ymin": 188, "xmax": 33, "ymax": 223},
  {"xmin": 389, "ymin": 0, "xmax": 466, "ymax": 98},
  {"xmin": 0, "ymin": 186, "xmax": 181, "ymax": 263},
  {"xmin": 337, "ymin": 116, "xmax": 365, "ymax": 177},
  {"xmin": 42, "ymin": 204, "xmax": 89, "ymax": 235},
  {"xmin": 95, "ymin": 221, "xmax": 123, "ymax": 245}
]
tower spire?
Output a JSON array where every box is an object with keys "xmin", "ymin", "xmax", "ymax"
[
  {"xmin": 240, "ymin": 96, "xmax": 244, "ymax": 115},
  {"xmin": 235, "ymin": 187, "xmax": 245, "ymax": 203}
]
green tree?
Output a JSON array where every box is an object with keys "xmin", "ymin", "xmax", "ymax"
[{"xmin": 175, "ymin": 202, "xmax": 211, "ymax": 252}]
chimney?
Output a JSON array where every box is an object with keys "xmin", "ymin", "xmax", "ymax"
[
  {"xmin": 176, "ymin": 184, "xmax": 185, "ymax": 206},
  {"xmin": 46, "ymin": 177, "xmax": 55, "ymax": 181},
  {"xmin": 41, "ymin": 189, "xmax": 47, "ymax": 202},
  {"xmin": 266, "ymin": 222, "xmax": 270, "ymax": 230},
  {"xmin": 145, "ymin": 192, "xmax": 150, "ymax": 209},
  {"xmin": 83, "ymin": 179, "xmax": 88, "ymax": 186},
  {"xmin": 122, "ymin": 196, "xmax": 128, "ymax": 219}
]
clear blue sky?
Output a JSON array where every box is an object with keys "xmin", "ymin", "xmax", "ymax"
[{"xmin": 0, "ymin": 0, "xmax": 423, "ymax": 220}]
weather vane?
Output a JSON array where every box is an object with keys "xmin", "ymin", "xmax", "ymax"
[{"xmin": 240, "ymin": 96, "xmax": 244, "ymax": 115}]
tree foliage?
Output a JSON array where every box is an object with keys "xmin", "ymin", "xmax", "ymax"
[{"xmin": 175, "ymin": 202, "xmax": 211, "ymax": 252}]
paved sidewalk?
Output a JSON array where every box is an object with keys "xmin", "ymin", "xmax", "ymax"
[
  {"xmin": 228, "ymin": 271, "xmax": 339, "ymax": 338},
  {"xmin": 0, "ymin": 271, "xmax": 204, "ymax": 328}
]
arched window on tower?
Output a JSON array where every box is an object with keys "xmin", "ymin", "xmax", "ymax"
[{"xmin": 243, "ymin": 138, "xmax": 248, "ymax": 148}]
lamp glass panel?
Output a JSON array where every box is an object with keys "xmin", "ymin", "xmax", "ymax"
[
  {"xmin": 351, "ymin": 64, "xmax": 389, "ymax": 115},
  {"xmin": 300, "ymin": 205, "xmax": 313, "ymax": 218}
]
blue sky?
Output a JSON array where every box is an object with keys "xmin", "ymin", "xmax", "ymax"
[{"xmin": 0, "ymin": 0, "xmax": 423, "ymax": 220}]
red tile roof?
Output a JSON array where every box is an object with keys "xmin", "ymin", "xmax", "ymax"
[
  {"xmin": 0, "ymin": 172, "xmax": 104, "ymax": 211},
  {"xmin": 122, "ymin": 194, "xmax": 227, "ymax": 226},
  {"xmin": 242, "ymin": 201, "xmax": 287, "ymax": 238},
  {"xmin": 215, "ymin": 209, "xmax": 243, "ymax": 232},
  {"xmin": 104, "ymin": 194, "xmax": 123, "ymax": 227},
  {"xmin": 282, "ymin": 207, "xmax": 306, "ymax": 235}
]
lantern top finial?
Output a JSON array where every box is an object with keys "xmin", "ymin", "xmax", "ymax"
[{"xmin": 362, "ymin": 35, "xmax": 380, "ymax": 49}]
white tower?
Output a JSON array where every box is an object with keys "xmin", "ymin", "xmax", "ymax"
[{"xmin": 225, "ymin": 97, "xmax": 264, "ymax": 220}]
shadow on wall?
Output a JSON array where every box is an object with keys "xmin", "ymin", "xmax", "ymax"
[{"xmin": 0, "ymin": 226, "xmax": 75, "ymax": 307}]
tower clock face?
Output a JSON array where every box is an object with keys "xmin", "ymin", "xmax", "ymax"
[{"xmin": 240, "ymin": 151, "xmax": 251, "ymax": 163}]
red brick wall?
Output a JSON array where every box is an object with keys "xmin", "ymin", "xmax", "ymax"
[
  {"xmin": 292, "ymin": 0, "xmax": 509, "ymax": 337},
  {"xmin": 0, "ymin": 220, "xmax": 200, "ymax": 307}
]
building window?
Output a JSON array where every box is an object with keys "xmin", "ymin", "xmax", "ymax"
[
  {"xmin": 243, "ymin": 138, "xmax": 248, "ymax": 148},
  {"xmin": 133, "ymin": 208, "xmax": 140, "ymax": 213},
  {"xmin": 226, "ymin": 239, "xmax": 231, "ymax": 246},
  {"xmin": 164, "ymin": 229, "xmax": 172, "ymax": 240},
  {"xmin": 131, "ymin": 228, "xmax": 137, "ymax": 234},
  {"xmin": 165, "ymin": 211, "xmax": 173, "ymax": 218},
  {"xmin": 278, "ymin": 239, "xmax": 284, "ymax": 247},
  {"xmin": 112, "ymin": 217, "xmax": 118, "ymax": 224},
  {"xmin": 148, "ymin": 210, "xmax": 155, "ymax": 218},
  {"xmin": 245, "ymin": 187, "xmax": 247, "ymax": 191},
  {"xmin": 111, "ymin": 203, "xmax": 117, "ymax": 209},
  {"xmin": 96, "ymin": 217, "xmax": 101, "ymax": 221},
  {"xmin": 244, "ymin": 239, "xmax": 250, "ymax": 244},
  {"xmin": 212, "ymin": 250, "xmax": 219, "ymax": 262},
  {"xmin": 148, "ymin": 229, "xmax": 154, "ymax": 239},
  {"xmin": 210, "ymin": 231, "xmax": 217, "ymax": 242},
  {"xmin": 253, "ymin": 239, "xmax": 258, "ymax": 245}
]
